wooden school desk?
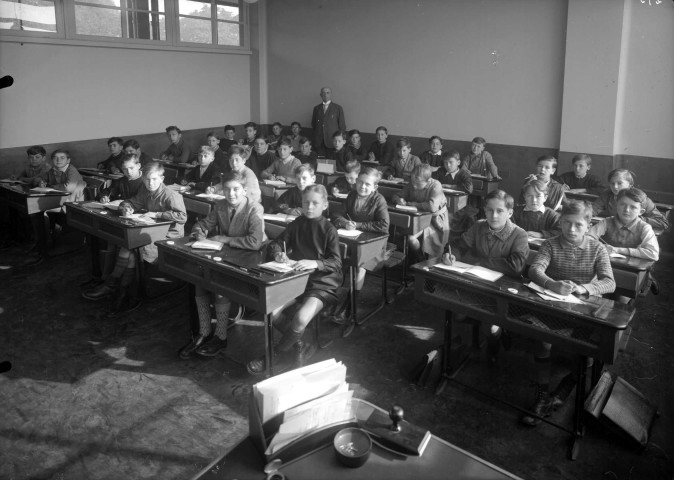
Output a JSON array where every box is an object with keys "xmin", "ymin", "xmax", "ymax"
[
  {"xmin": 190, "ymin": 405, "xmax": 524, "ymax": 480},
  {"xmin": 564, "ymin": 190, "xmax": 599, "ymax": 203},
  {"xmin": 155, "ymin": 238, "xmax": 311, "ymax": 377},
  {"xmin": 78, "ymin": 168, "xmax": 124, "ymax": 187},
  {"xmin": 259, "ymin": 181, "xmax": 294, "ymax": 213},
  {"xmin": 155, "ymin": 159, "xmax": 195, "ymax": 183},
  {"xmin": 180, "ymin": 189, "xmax": 219, "ymax": 217},
  {"xmin": 0, "ymin": 183, "xmax": 70, "ymax": 259},
  {"xmin": 469, "ymin": 175, "xmax": 500, "ymax": 197},
  {"xmin": 66, "ymin": 202, "xmax": 173, "ymax": 296},
  {"xmin": 411, "ymin": 261, "xmax": 636, "ymax": 459},
  {"xmin": 376, "ymin": 181, "xmax": 469, "ymax": 214},
  {"xmin": 527, "ymin": 239, "xmax": 655, "ymax": 300}
]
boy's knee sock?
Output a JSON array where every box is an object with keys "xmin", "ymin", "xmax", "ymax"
[
  {"xmin": 195, "ymin": 295, "xmax": 213, "ymax": 336},
  {"xmin": 109, "ymin": 254, "xmax": 131, "ymax": 279},
  {"xmin": 213, "ymin": 301, "xmax": 231, "ymax": 340}
]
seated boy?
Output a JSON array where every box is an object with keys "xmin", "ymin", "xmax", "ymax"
[
  {"xmin": 513, "ymin": 180, "xmax": 561, "ymax": 239},
  {"xmin": 159, "ymin": 126, "xmax": 191, "ymax": 164},
  {"xmin": 248, "ymin": 135, "xmax": 277, "ymax": 177},
  {"xmin": 123, "ymin": 139, "xmax": 152, "ymax": 166},
  {"xmin": 330, "ymin": 159, "xmax": 360, "ymax": 196},
  {"xmin": 267, "ymin": 122, "xmax": 284, "ymax": 150},
  {"xmin": 82, "ymin": 162, "xmax": 187, "ymax": 315},
  {"xmin": 206, "ymin": 131, "xmax": 228, "ymax": 171},
  {"xmin": 289, "ymin": 122, "xmax": 302, "ymax": 151},
  {"xmin": 215, "ymin": 145, "xmax": 261, "ymax": 204},
  {"xmin": 276, "ymin": 164, "xmax": 316, "ymax": 216},
  {"xmin": 39, "ymin": 149, "xmax": 86, "ymax": 203},
  {"xmin": 367, "ymin": 126, "xmax": 395, "ymax": 165},
  {"xmin": 432, "ymin": 149, "xmax": 473, "ymax": 193},
  {"xmin": 420, "ymin": 136, "xmax": 451, "ymax": 170},
  {"xmin": 221, "ymin": 125, "xmax": 238, "ymax": 151},
  {"xmin": 347, "ymin": 129, "xmax": 368, "ymax": 161},
  {"xmin": 523, "ymin": 200, "xmax": 615, "ymax": 426},
  {"xmin": 388, "ymin": 137, "xmax": 421, "ymax": 181},
  {"xmin": 241, "ymin": 122, "xmax": 258, "ymax": 148},
  {"xmin": 261, "ymin": 137, "xmax": 301, "ymax": 184},
  {"xmin": 181, "ymin": 146, "xmax": 222, "ymax": 191},
  {"xmin": 593, "ymin": 168, "xmax": 668, "ymax": 232},
  {"xmin": 247, "ymin": 184, "xmax": 342, "ymax": 375},
  {"xmin": 519, "ymin": 155, "xmax": 568, "ymax": 211},
  {"xmin": 461, "ymin": 137, "xmax": 499, "ymax": 180},
  {"xmin": 179, "ymin": 171, "xmax": 266, "ymax": 359},
  {"xmin": 16, "ymin": 145, "xmax": 50, "ymax": 185},
  {"xmin": 559, "ymin": 154, "xmax": 604, "ymax": 194},
  {"xmin": 442, "ymin": 189, "xmax": 529, "ymax": 361},
  {"xmin": 294, "ymin": 137, "xmax": 318, "ymax": 172},
  {"xmin": 393, "ymin": 164, "xmax": 449, "ymax": 263},
  {"xmin": 327, "ymin": 130, "xmax": 354, "ymax": 173},
  {"xmin": 97, "ymin": 137, "xmax": 125, "ymax": 173}
]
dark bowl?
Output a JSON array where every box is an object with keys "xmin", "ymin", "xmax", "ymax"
[{"xmin": 333, "ymin": 427, "xmax": 372, "ymax": 468}]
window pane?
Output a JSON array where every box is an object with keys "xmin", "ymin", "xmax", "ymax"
[
  {"xmin": 179, "ymin": 15, "xmax": 210, "ymax": 43},
  {"xmin": 76, "ymin": 0, "xmax": 121, "ymax": 6},
  {"xmin": 179, "ymin": 0, "xmax": 210, "ymax": 17},
  {"xmin": 75, "ymin": 4, "xmax": 121, "ymax": 37},
  {"xmin": 126, "ymin": 0, "xmax": 164, "ymax": 12},
  {"xmin": 126, "ymin": 10, "xmax": 164, "ymax": 40},
  {"xmin": 216, "ymin": 3, "xmax": 238, "ymax": 22},
  {"xmin": 218, "ymin": 21, "xmax": 239, "ymax": 46},
  {"xmin": 0, "ymin": 0, "xmax": 57, "ymax": 32}
]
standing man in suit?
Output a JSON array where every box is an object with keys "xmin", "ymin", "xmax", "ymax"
[{"xmin": 311, "ymin": 86, "xmax": 346, "ymax": 156}]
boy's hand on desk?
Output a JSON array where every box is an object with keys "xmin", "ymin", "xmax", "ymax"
[
  {"xmin": 120, "ymin": 205, "xmax": 134, "ymax": 217},
  {"xmin": 442, "ymin": 253, "xmax": 455, "ymax": 265},
  {"xmin": 345, "ymin": 221, "xmax": 357, "ymax": 230},
  {"xmin": 110, "ymin": 167, "xmax": 121, "ymax": 174},
  {"xmin": 396, "ymin": 198, "xmax": 407, "ymax": 206},
  {"xmin": 294, "ymin": 259, "xmax": 318, "ymax": 271},
  {"xmin": 573, "ymin": 284, "xmax": 588, "ymax": 295},
  {"xmin": 274, "ymin": 252, "xmax": 289, "ymax": 263},
  {"xmin": 528, "ymin": 231, "xmax": 543, "ymax": 239},
  {"xmin": 9, "ymin": 174, "xmax": 17, "ymax": 180},
  {"xmin": 205, "ymin": 186, "xmax": 216, "ymax": 194},
  {"xmin": 548, "ymin": 280, "xmax": 575, "ymax": 295},
  {"xmin": 368, "ymin": 152, "xmax": 376, "ymax": 162},
  {"xmin": 100, "ymin": 195, "xmax": 110, "ymax": 204},
  {"xmin": 192, "ymin": 231, "xmax": 207, "ymax": 241},
  {"xmin": 180, "ymin": 179, "xmax": 188, "ymax": 186},
  {"xmin": 38, "ymin": 180, "xmax": 47, "ymax": 188},
  {"xmin": 603, "ymin": 244, "xmax": 614, "ymax": 255}
]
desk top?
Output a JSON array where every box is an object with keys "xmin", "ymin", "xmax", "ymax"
[
  {"xmin": 67, "ymin": 201, "xmax": 174, "ymax": 229},
  {"xmin": 78, "ymin": 168, "xmax": 125, "ymax": 181},
  {"xmin": 411, "ymin": 260, "xmax": 635, "ymax": 331},
  {"xmin": 0, "ymin": 183, "xmax": 70, "ymax": 198}
]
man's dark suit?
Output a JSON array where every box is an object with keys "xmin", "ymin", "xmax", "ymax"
[{"xmin": 311, "ymin": 102, "xmax": 346, "ymax": 154}]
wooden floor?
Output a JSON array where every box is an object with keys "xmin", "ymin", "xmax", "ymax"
[{"xmin": 1, "ymin": 235, "xmax": 673, "ymax": 480}]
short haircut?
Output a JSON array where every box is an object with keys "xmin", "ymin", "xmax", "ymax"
[
  {"xmin": 375, "ymin": 126, "xmax": 388, "ymax": 135},
  {"xmin": 229, "ymin": 145, "xmax": 249, "ymax": 158},
  {"xmin": 121, "ymin": 153, "xmax": 140, "ymax": 165},
  {"xmin": 360, "ymin": 166, "xmax": 382, "ymax": 185},
  {"xmin": 272, "ymin": 122, "xmax": 283, "ymax": 129},
  {"xmin": 485, "ymin": 189, "xmax": 515, "ymax": 210},
  {"xmin": 198, "ymin": 145, "xmax": 215, "ymax": 156},
  {"xmin": 26, "ymin": 145, "xmax": 46, "ymax": 156},
  {"xmin": 244, "ymin": 121, "xmax": 258, "ymax": 130},
  {"xmin": 396, "ymin": 137, "xmax": 412, "ymax": 149},
  {"xmin": 536, "ymin": 155, "xmax": 558, "ymax": 169},
  {"xmin": 220, "ymin": 171, "xmax": 245, "ymax": 187},
  {"xmin": 143, "ymin": 161, "xmax": 164, "ymax": 176},
  {"xmin": 206, "ymin": 131, "xmax": 219, "ymax": 139},
  {"xmin": 108, "ymin": 137, "xmax": 123, "ymax": 146},
  {"xmin": 348, "ymin": 129, "xmax": 361, "ymax": 137},
  {"xmin": 411, "ymin": 163, "xmax": 432, "ymax": 181},
  {"xmin": 123, "ymin": 139, "xmax": 140, "ymax": 150},
  {"xmin": 223, "ymin": 124, "xmax": 236, "ymax": 133},
  {"xmin": 523, "ymin": 179, "xmax": 549, "ymax": 195},
  {"xmin": 472, "ymin": 136, "xmax": 486, "ymax": 145},
  {"xmin": 51, "ymin": 149, "xmax": 70, "ymax": 160},
  {"xmin": 429, "ymin": 135, "xmax": 443, "ymax": 144},
  {"xmin": 302, "ymin": 183, "xmax": 328, "ymax": 201},
  {"xmin": 295, "ymin": 163, "xmax": 315, "ymax": 176},
  {"xmin": 277, "ymin": 136, "xmax": 293, "ymax": 148},
  {"xmin": 572, "ymin": 153, "xmax": 592, "ymax": 166},
  {"xmin": 344, "ymin": 159, "xmax": 361, "ymax": 173},
  {"xmin": 561, "ymin": 200, "xmax": 592, "ymax": 222},
  {"xmin": 332, "ymin": 130, "xmax": 347, "ymax": 141},
  {"xmin": 165, "ymin": 126, "xmax": 181, "ymax": 134},
  {"xmin": 291, "ymin": 121, "xmax": 301, "ymax": 128},
  {"xmin": 607, "ymin": 168, "xmax": 635, "ymax": 185},
  {"xmin": 447, "ymin": 149, "xmax": 460, "ymax": 160},
  {"xmin": 617, "ymin": 187, "xmax": 647, "ymax": 205},
  {"xmin": 299, "ymin": 136, "xmax": 312, "ymax": 146},
  {"xmin": 254, "ymin": 135, "xmax": 268, "ymax": 144}
]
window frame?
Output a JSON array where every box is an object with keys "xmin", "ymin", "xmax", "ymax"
[{"xmin": 0, "ymin": 0, "xmax": 250, "ymax": 54}]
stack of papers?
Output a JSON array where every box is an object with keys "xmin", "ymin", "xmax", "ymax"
[
  {"xmin": 263, "ymin": 179, "xmax": 287, "ymax": 187},
  {"xmin": 380, "ymin": 178, "xmax": 405, "ymax": 184},
  {"xmin": 263, "ymin": 213, "xmax": 297, "ymax": 223},
  {"xmin": 29, "ymin": 187, "xmax": 63, "ymax": 194},
  {"xmin": 333, "ymin": 192, "xmax": 348, "ymax": 199},
  {"xmin": 0, "ymin": 179, "xmax": 26, "ymax": 185},
  {"xmin": 526, "ymin": 282, "xmax": 584, "ymax": 304},
  {"xmin": 259, "ymin": 260, "xmax": 298, "ymax": 273},
  {"xmin": 395, "ymin": 205, "xmax": 418, "ymax": 212},
  {"xmin": 433, "ymin": 261, "xmax": 503, "ymax": 282},
  {"xmin": 190, "ymin": 239, "xmax": 224, "ymax": 251},
  {"xmin": 121, "ymin": 213, "xmax": 155, "ymax": 224},
  {"xmin": 253, "ymin": 359, "xmax": 351, "ymax": 454},
  {"xmin": 609, "ymin": 252, "xmax": 627, "ymax": 259},
  {"xmin": 528, "ymin": 236, "xmax": 545, "ymax": 247},
  {"xmin": 337, "ymin": 229, "xmax": 362, "ymax": 237},
  {"xmin": 196, "ymin": 193, "xmax": 226, "ymax": 200}
]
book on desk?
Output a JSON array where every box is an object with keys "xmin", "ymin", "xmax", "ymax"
[{"xmin": 432, "ymin": 261, "xmax": 503, "ymax": 282}]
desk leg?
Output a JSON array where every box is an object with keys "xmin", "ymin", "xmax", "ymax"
[
  {"xmin": 342, "ymin": 266, "xmax": 356, "ymax": 338},
  {"xmin": 569, "ymin": 356, "xmax": 588, "ymax": 460},
  {"xmin": 31, "ymin": 212, "xmax": 49, "ymax": 259},
  {"xmin": 435, "ymin": 310, "xmax": 454, "ymax": 395},
  {"xmin": 265, "ymin": 313, "xmax": 274, "ymax": 377},
  {"xmin": 135, "ymin": 249, "xmax": 146, "ymax": 300},
  {"xmin": 395, "ymin": 236, "xmax": 408, "ymax": 295},
  {"xmin": 355, "ymin": 267, "xmax": 387, "ymax": 326}
]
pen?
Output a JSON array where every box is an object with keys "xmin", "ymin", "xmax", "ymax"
[{"xmin": 283, "ymin": 241, "xmax": 286, "ymax": 257}]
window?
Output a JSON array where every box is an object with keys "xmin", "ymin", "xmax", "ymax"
[{"xmin": 0, "ymin": 0, "xmax": 248, "ymax": 52}]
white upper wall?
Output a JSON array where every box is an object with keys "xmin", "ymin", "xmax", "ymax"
[
  {"xmin": 266, "ymin": 0, "xmax": 568, "ymax": 148},
  {"xmin": 0, "ymin": 42, "xmax": 251, "ymax": 148}
]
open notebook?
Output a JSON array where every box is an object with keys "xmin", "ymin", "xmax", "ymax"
[{"xmin": 432, "ymin": 261, "xmax": 503, "ymax": 282}]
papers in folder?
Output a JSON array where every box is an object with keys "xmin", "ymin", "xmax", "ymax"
[
  {"xmin": 433, "ymin": 261, "xmax": 503, "ymax": 282},
  {"xmin": 196, "ymin": 193, "xmax": 226, "ymax": 200},
  {"xmin": 337, "ymin": 229, "xmax": 362, "ymax": 237},
  {"xmin": 526, "ymin": 282, "xmax": 585, "ymax": 304},
  {"xmin": 259, "ymin": 260, "xmax": 298, "ymax": 273},
  {"xmin": 263, "ymin": 179, "xmax": 287, "ymax": 187},
  {"xmin": 190, "ymin": 239, "xmax": 224, "ymax": 251},
  {"xmin": 29, "ymin": 187, "xmax": 63, "ymax": 194},
  {"xmin": 263, "ymin": 213, "xmax": 296, "ymax": 223},
  {"xmin": 395, "ymin": 205, "xmax": 418, "ymax": 212}
]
